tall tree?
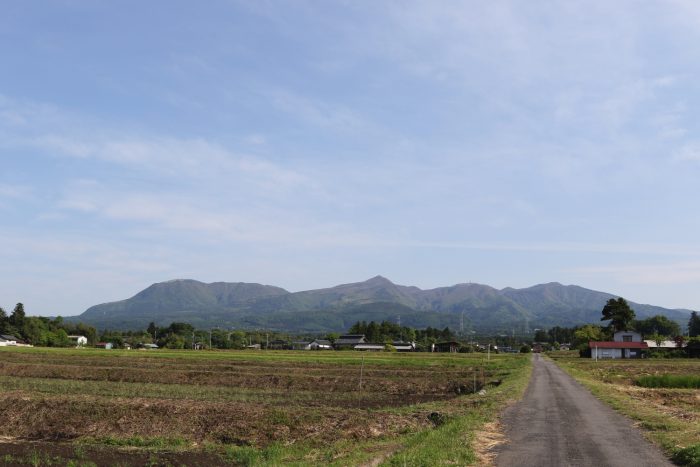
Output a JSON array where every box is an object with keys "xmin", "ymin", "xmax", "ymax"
[
  {"xmin": 147, "ymin": 321, "xmax": 158, "ymax": 339},
  {"xmin": 9, "ymin": 303, "xmax": 25, "ymax": 329},
  {"xmin": 0, "ymin": 307, "xmax": 7, "ymax": 333},
  {"xmin": 600, "ymin": 298, "xmax": 635, "ymax": 332},
  {"xmin": 689, "ymin": 311, "xmax": 700, "ymax": 337}
]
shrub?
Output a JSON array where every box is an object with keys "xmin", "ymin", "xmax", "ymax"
[
  {"xmin": 519, "ymin": 345, "xmax": 531, "ymax": 353},
  {"xmin": 672, "ymin": 444, "xmax": 700, "ymax": 466}
]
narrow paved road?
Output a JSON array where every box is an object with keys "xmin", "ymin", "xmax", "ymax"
[{"xmin": 495, "ymin": 354, "xmax": 673, "ymax": 467}]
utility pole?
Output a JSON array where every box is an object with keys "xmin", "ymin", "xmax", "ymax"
[{"xmin": 209, "ymin": 329, "xmax": 212, "ymax": 350}]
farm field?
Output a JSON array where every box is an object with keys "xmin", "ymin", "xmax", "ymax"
[
  {"xmin": 549, "ymin": 353, "xmax": 700, "ymax": 465},
  {"xmin": 0, "ymin": 347, "xmax": 530, "ymax": 466}
]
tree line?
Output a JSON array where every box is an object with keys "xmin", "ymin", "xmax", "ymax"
[{"xmin": 0, "ymin": 303, "xmax": 97, "ymax": 347}]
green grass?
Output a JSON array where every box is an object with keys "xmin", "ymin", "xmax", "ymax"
[
  {"xmin": 635, "ymin": 374, "xmax": 700, "ymax": 389},
  {"xmin": 380, "ymin": 354, "xmax": 533, "ymax": 466}
]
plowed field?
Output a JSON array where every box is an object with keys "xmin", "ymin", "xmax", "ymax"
[{"xmin": 0, "ymin": 348, "xmax": 529, "ymax": 466}]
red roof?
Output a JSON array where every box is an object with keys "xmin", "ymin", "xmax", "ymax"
[{"xmin": 589, "ymin": 341, "xmax": 649, "ymax": 349}]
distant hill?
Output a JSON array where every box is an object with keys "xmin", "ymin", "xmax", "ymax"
[{"xmin": 72, "ymin": 276, "xmax": 693, "ymax": 333}]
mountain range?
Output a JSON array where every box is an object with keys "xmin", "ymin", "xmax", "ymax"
[{"xmin": 71, "ymin": 276, "xmax": 693, "ymax": 334}]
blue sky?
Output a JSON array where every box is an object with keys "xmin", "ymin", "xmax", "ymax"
[{"xmin": 2, "ymin": 1, "xmax": 700, "ymax": 316}]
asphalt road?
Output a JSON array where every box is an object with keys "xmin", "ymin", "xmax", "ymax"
[{"xmin": 495, "ymin": 354, "xmax": 673, "ymax": 467}]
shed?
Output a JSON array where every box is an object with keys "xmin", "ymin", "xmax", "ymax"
[{"xmin": 334, "ymin": 334, "xmax": 366, "ymax": 350}]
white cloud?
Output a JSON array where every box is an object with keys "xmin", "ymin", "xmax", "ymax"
[{"xmin": 674, "ymin": 142, "xmax": 700, "ymax": 162}]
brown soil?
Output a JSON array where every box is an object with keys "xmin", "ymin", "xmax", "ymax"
[{"xmin": 0, "ymin": 438, "xmax": 226, "ymax": 466}]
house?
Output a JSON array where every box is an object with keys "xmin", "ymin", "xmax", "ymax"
[
  {"xmin": 142, "ymin": 343, "xmax": 159, "ymax": 349},
  {"xmin": 333, "ymin": 334, "xmax": 366, "ymax": 350},
  {"xmin": 68, "ymin": 335, "xmax": 88, "ymax": 347},
  {"xmin": 95, "ymin": 342, "xmax": 114, "ymax": 350},
  {"xmin": 532, "ymin": 343, "xmax": 545, "ymax": 353},
  {"xmin": 589, "ymin": 330, "xmax": 648, "ymax": 359},
  {"xmin": 559, "ymin": 343, "xmax": 571, "ymax": 351},
  {"xmin": 309, "ymin": 339, "xmax": 333, "ymax": 350},
  {"xmin": 245, "ymin": 344, "xmax": 261, "ymax": 350},
  {"xmin": 0, "ymin": 334, "xmax": 21, "ymax": 346},
  {"xmin": 0, "ymin": 336, "xmax": 16, "ymax": 346},
  {"xmin": 354, "ymin": 343, "xmax": 385, "ymax": 351}
]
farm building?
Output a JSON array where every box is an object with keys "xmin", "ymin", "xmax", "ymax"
[
  {"xmin": 292, "ymin": 339, "xmax": 334, "ymax": 350},
  {"xmin": 267, "ymin": 339, "xmax": 291, "ymax": 350},
  {"xmin": 434, "ymin": 341, "xmax": 460, "ymax": 353},
  {"xmin": 0, "ymin": 336, "xmax": 16, "ymax": 346},
  {"xmin": 95, "ymin": 342, "xmax": 114, "ymax": 350},
  {"xmin": 68, "ymin": 335, "xmax": 88, "ymax": 347},
  {"xmin": 644, "ymin": 339, "xmax": 685, "ymax": 349},
  {"xmin": 1, "ymin": 334, "xmax": 22, "ymax": 344},
  {"xmin": 334, "ymin": 334, "xmax": 366, "ymax": 350},
  {"xmin": 354, "ymin": 343, "xmax": 385, "ymax": 351},
  {"xmin": 392, "ymin": 341, "xmax": 416, "ymax": 352},
  {"xmin": 589, "ymin": 331, "xmax": 648, "ymax": 359}
]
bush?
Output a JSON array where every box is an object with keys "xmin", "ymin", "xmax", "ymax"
[
  {"xmin": 519, "ymin": 345, "xmax": 531, "ymax": 353},
  {"xmin": 672, "ymin": 444, "xmax": 700, "ymax": 466}
]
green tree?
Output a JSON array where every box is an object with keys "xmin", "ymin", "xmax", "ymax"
[
  {"xmin": 49, "ymin": 329, "xmax": 71, "ymax": 347},
  {"xmin": 634, "ymin": 315, "xmax": 681, "ymax": 337},
  {"xmin": 688, "ymin": 311, "xmax": 700, "ymax": 337},
  {"xmin": 164, "ymin": 333, "xmax": 186, "ymax": 349},
  {"xmin": 601, "ymin": 298, "xmax": 635, "ymax": 332},
  {"xmin": 147, "ymin": 322, "xmax": 158, "ymax": 339},
  {"xmin": 0, "ymin": 307, "xmax": 7, "ymax": 333},
  {"xmin": 9, "ymin": 303, "xmax": 25, "ymax": 330},
  {"xmin": 573, "ymin": 324, "xmax": 605, "ymax": 350},
  {"xmin": 648, "ymin": 332, "xmax": 665, "ymax": 347},
  {"xmin": 534, "ymin": 329, "xmax": 548, "ymax": 342}
]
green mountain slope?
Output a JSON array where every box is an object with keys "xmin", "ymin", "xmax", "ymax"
[{"xmin": 72, "ymin": 277, "xmax": 693, "ymax": 333}]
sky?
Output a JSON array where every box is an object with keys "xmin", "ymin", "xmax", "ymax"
[{"xmin": 2, "ymin": 1, "xmax": 700, "ymax": 316}]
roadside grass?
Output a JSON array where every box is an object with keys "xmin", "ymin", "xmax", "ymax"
[
  {"xmin": 549, "ymin": 354, "xmax": 700, "ymax": 465},
  {"xmin": 380, "ymin": 354, "xmax": 532, "ymax": 466}
]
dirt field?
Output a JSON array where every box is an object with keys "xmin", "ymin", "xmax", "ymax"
[{"xmin": 0, "ymin": 347, "xmax": 529, "ymax": 466}]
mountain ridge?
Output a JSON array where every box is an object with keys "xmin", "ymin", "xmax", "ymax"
[{"xmin": 73, "ymin": 277, "xmax": 693, "ymax": 332}]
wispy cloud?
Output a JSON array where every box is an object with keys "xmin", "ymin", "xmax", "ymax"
[{"xmin": 571, "ymin": 261, "xmax": 700, "ymax": 286}]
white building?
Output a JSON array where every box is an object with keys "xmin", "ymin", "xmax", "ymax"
[{"xmin": 589, "ymin": 331, "xmax": 647, "ymax": 359}]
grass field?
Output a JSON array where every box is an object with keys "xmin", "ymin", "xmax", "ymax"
[
  {"xmin": 549, "ymin": 353, "xmax": 700, "ymax": 466},
  {"xmin": 0, "ymin": 347, "xmax": 531, "ymax": 466}
]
